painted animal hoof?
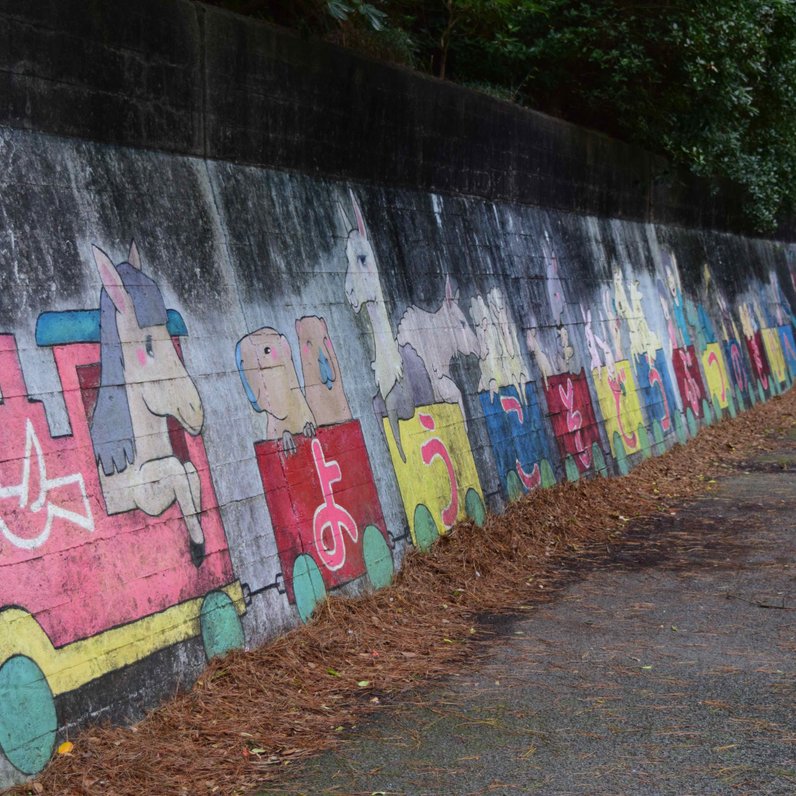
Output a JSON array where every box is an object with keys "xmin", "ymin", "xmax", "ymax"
[{"xmin": 190, "ymin": 538, "xmax": 206, "ymax": 568}]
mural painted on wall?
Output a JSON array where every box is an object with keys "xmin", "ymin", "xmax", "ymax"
[
  {"xmin": 516, "ymin": 248, "xmax": 590, "ymax": 482},
  {"xmin": 523, "ymin": 243, "xmax": 607, "ymax": 483},
  {"xmin": 236, "ymin": 317, "xmax": 394, "ymax": 623},
  {"xmin": 766, "ymin": 271, "xmax": 796, "ymax": 385},
  {"xmin": 694, "ymin": 265, "xmax": 735, "ymax": 420},
  {"xmin": 590, "ymin": 273, "xmax": 649, "ymax": 469},
  {"xmin": 339, "ymin": 192, "xmax": 486, "ymax": 550},
  {"xmin": 611, "ymin": 270, "xmax": 676, "ymax": 456},
  {"xmin": 2, "ymin": 185, "xmax": 796, "ymax": 788},
  {"xmin": 652, "ymin": 252, "xmax": 706, "ymax": 439},
  {"xmin": 757, "ymin": 296, "xmax": 789, "ymax": 394},
  {"xmin": 700, "ymin": 265, "xmax": 750, "ymax": 417},
  {"xmin": 739, "ymin": 300, "xmax": 773, "ymax": 402},
  {"xmin": 0, "ymin": 241, "xmax": 244, "ymax": 778},
  {"xmin": 470, "ymin": 288, "xmax": 556, "ymax": 499}
]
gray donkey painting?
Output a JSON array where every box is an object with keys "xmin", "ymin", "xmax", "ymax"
[{"xmin": 91, "ymin": 242, "xmax": 206, "ymax": 566}]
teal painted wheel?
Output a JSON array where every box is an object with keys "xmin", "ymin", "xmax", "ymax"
[
  {"xmin": 413, "ymin": 503, "xmax": 440, "ymax": 552},
  {"xmin": 363, "ymin": 524, "xmax": 393, "ymax": 590},
  {"xmin": 505, "ymin": 469, "xmax": 524, "ymax": 502},
  {"xmin": 686, "ymin": 407, "xmax": 698, "ymax": 438},
  {"xmin": 0, "ymin": 656, "xmax": 56, "ymax": 775},
  {"xmin": 652, "ymin": 419, "xmax": 665, "ymax": 456},
  {"xmin": 637, "ymin": 424, "xmax": 652, "ymax": 459},
  {"xmin": 292, "ymin": 554, "xmax": 327, "ymax": 623},
  {"xmin": 674, "ymin": 411, "xmax": 687, "ymax": 445},
  {"xmin": 701, "ymin": 398, "xmax": 713, "ymax": 427},
  {"xmin": 540, "ymin": 459, "xmax": 557, "ymax": 488},
  {"xmin": 712, "ymin": 394, "xmax": 723, "ymax": 422},
  {"xmin": 592, "ymin": 443, "xmax": 608, "ymax": 477},
  {"xmin": 200, "ymin": 591, "xmax": 244, "ymax": 660},
  {"xmin": 564, "ymin": 455, "xmax": 579, "ymax": 483},
  {"xmin": 758, "ymin": 380, "xmax": 766, "ymax": 403},
  {"xmin": 613, "ymin": 432, "xmax": 629, "ymax": 476},
  {"xmin": 465, "ymin": 488, "xmax": 486, "ymax": 527},
  {"xmin": 735, "ymin": 386, "xmax": 745, "ymax": 412}
]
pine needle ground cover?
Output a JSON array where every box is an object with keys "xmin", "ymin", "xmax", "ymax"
[{"xmin": 14, "ymin": 390, "xmax": 796, "ymax": 796}]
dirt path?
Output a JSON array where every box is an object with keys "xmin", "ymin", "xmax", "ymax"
[{"xmin": 274, "ymin": 434, "xmax": 796, "ymax": 796}]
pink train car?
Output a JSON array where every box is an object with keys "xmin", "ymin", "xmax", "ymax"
[
  {"xmin": 254, "ymin": 419, "xmax": 394, "ymax": 624},
  {"xmin": 0, "ymin": 310, "xmax": 243, "ymax": 777}
]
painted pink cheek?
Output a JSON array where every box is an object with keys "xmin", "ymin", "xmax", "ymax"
[{"xmin": 137, "ymin": 348, "xmax": 148, "ymax": 366}]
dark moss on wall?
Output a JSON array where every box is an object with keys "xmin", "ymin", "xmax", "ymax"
[{"xmin": 0, "ymin": 0, "xmax": 781, "ymax": 238}]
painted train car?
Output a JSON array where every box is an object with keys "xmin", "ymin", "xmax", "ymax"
[{"xmin": 0, "ymin": 250, "xmax": 244, "ymax": 778}]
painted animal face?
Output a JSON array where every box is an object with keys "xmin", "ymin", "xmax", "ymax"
[
  {"xmin": 543, "ymin": 239, "xmax": 566, "ymax": 323},
  {"xmin": 237, "ymin": 327, "xmax": 296, "ymax": 420},
  {"xmin": 769, "ymin": 273, "xmax": 785, "ymax": 326},
  {"xmin": 469, "ymin": 295, "xmax": 491, "ymax": 357},
  {"xmin": 93, "ymin": 244, "xmax": 203, "ymax": 435},
  {"xmin": 656, "ymin": 281, "xmax": 672, "ymax": 321},
  {"xmin": 751, "ymin": 297, "xmax": 766, "ymax": 329},
  {"xmin": 666, "ymin": 266, "xmax": 678, "ymax": 300},
  {"xmin": 297, "ymin": 316, "xmax": 337, "ymax": 390},
  {"xmin": 629, "ymin": 281, "xmax": 644, "ymax": 315},
  {"xmin": 583, "ymin": 316, "xmax": 601, "ymax": 369},
  {"xmin": 118, "ymin": 313, "xmax": 203, "ymax": 434},
  {"xmin": 340, "ymin": 194, "xmax": 383, "ymax": 313},
  {"xmin": 344, "ymin": 231, "xmax": 382, "ymax": 312},
  {"xmin": 613, "ymin": 270, "xmax": 630, "ymax": 318},
  {"xmin": 443, "ymin": 281, "xmax": 480, "ymax": 358}
]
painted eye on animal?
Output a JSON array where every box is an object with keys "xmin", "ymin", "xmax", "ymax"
[{"xmin": 264, "ymin": 346, "xmax": 271, "ymax": 355}]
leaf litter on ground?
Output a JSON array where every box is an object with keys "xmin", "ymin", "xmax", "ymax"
[{"xmin": 11, "ymin": 390, "xmax": 796, "ymax": 796}]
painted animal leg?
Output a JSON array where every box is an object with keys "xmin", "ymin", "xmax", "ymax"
[
  {"xmin": 386, "ymin": 400, "xmax": 406, "ymax": 463},
  {"xmin": 133, "ymin": 456, "xmax": 205, "ymax": 559},
  {"xmin": 438, "ymin": 375, "xmax": 468, "ymax": 431},
  {"xmin": 384, "ymin": 377, "xmax": 418, "ymax": 464}
]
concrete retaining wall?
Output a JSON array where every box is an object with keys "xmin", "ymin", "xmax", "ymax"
[{"xmin": 1, "ymin": 1, "xmax": 795, "ymax": 785}]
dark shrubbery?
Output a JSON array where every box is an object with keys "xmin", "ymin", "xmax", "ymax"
[{"xmin": 207, "ymin": 1, "xmax": 796, "ymax": 233}]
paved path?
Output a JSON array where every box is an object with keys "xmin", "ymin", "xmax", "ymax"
[{"xmin": 272, "ymin": 434, "xmax": 796, "ymax": 796}]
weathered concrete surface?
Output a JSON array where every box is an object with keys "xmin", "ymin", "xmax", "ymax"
[
  {"xmin": 0, "ymin": 0, "xmax": 759, "ymax": 232},
  {"xmin": 2, "ymin": 3, "xmax": 796, "ymax": 784},
  {"xmin": 277, "ymin": 436, "xmax": 796, "ymax": 795}
]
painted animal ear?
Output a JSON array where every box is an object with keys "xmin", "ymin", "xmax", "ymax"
[
  {"xmin": 349, "ymin": 190, "xmax": 368, "ymax": 239},
  {"xmin": 128, "ymin": 240, "xmax": 142, "ymax": 270},
  {"xmin": 337, "ymin": 201, "xmax": 354, "ymax": 235},
  {"xmin": 93, "ymin": 245, "xmax": 134, "ymax": 316}
]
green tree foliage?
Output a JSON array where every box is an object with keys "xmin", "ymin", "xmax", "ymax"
[{"xmin": 208, "ymin": 0, "xmax": 796, "ymax": 232}]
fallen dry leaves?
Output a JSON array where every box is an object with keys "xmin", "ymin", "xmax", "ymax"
[{"xmin": 11, "ymin": 390, "xmax": 796, "ymax": 796}]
